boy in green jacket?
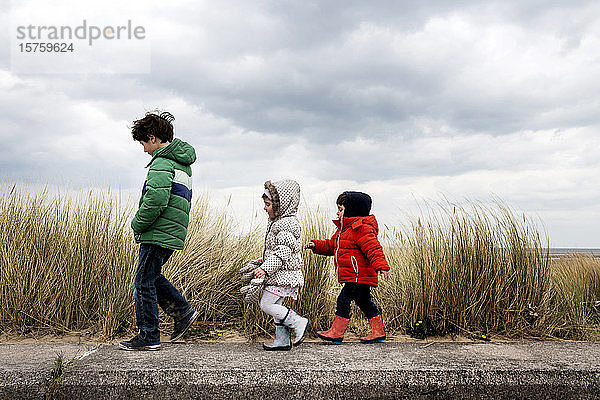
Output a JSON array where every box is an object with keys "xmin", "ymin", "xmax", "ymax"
[{"xmin": 120, "ymin": 111, "xmax": 199, "ymax": 351}]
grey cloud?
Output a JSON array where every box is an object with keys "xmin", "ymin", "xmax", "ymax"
[
  {"xmin": 6, "ymin": 0, "xmax": 596, "ymax": 146},
  {"xmin": 133, "ymin": 0, "xmax": 599, "ymax": 144},
  {"xmin": 3, "ymin": 1, "xmax": 600, "ymax": 189},
  {"xmin": 0, "ymin": 78, "xmax": 146, "ymax": 189}
]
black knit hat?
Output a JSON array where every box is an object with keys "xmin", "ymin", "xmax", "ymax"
[{"xmin": 340, "ymin": 191, "xmax": 372, "ymax": 217}]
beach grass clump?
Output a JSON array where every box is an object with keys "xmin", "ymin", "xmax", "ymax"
[
  {"xmin": 0, "ymin": 185, "xmax": 137, "ymax": 337},
  {"xmin": 546, "ymin": 255, "xmax": 600, "ymax": 339},
  {"xmin": 376, "ymin": 201, "xmax": 552, "ymax": 339}
]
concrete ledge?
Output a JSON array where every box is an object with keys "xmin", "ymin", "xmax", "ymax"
[
  {"xmin": 0, "ymin": 343, "xmax": 91, "ymax": 400},
  {"xmin": 58, "ymin": 370, "xmax": 600, "ymax": 399},
  {"xmin": 56, "ymin": 342, "xmax": 600, "ymax": 399},
  {"xmin": 3, "ymin": 342, "xmax": 600, "ymax": 399}
]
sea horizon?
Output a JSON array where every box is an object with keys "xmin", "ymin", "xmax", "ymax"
[{"xmin": 548, "ymin": 248, "xmax": 600, "ymax": 258}]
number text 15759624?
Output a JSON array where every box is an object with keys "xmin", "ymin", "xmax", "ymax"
[{"xmin": 18, "ymin": 43, "xmax": 74, "ymax": 52}]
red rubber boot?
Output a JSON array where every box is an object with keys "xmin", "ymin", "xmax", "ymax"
[
  {"xmin": 316, "ymin": 315, "xmax": 350, "ymax": 344},
  {"xmin": 359, "ymin": 314, "xmax": 386, "ymax": 343}
]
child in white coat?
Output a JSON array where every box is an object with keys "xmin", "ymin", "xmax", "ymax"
[{"xmin": 243, "ymin": 179, "xmax": 310, "ymax": 351}]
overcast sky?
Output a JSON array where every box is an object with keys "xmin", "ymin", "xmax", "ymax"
[{"xmin": 1, "ymin": 0, "xmax": 599, "ymax": 247}]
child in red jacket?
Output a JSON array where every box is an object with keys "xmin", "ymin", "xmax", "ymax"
[{"xmin": 304, "ymin": 191, "xmax": 390, "ymax": 343}]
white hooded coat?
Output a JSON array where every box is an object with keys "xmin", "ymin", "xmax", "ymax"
[{"xmin": 260, "ymin": 179, "xmax": 304, "ymax": 288}]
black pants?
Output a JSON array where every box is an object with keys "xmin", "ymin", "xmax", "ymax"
[{"xmin": 336, "ymin": 283, "xmax": 380, "ymax": 319}]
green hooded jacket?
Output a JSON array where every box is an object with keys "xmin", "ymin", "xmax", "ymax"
[{"xmin": 132, "ymin": 138, "xmax": 196, "ymax": 250}]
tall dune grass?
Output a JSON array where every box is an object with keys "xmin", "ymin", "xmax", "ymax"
[
  {"xmin": 1, "ymin": 184, "xmax": 600, "ymax": 340},
  {"xmin": 376, "ymin": 201, "xmax": 552, "ymax": 338},
  {"xmin": 546, "ymin": 255, "xmax": 600, "ymax": 339},
  {"xmin": 0, "ymin": 186, "xmax": 137, "ymax": 337}
]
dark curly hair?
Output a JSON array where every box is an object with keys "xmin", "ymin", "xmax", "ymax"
[{"xmin": 131, "ymin": 111, "xmax": 175, "ymax": 143}]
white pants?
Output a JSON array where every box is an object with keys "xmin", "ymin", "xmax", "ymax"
[{"xmin": 260, "ymin": 291, "xmax": 289, "ymax": 323}]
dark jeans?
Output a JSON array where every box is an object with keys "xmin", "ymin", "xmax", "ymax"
[
  {"xmin": 336, "ymin": 283, "xmax": 380, "ymax": 319},
  {"xmin": 134, "ymin": 243, "xmax": 192, "ymax": 342}
]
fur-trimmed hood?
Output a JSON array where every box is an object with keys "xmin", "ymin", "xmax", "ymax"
[{"xmin": 264, "ymin": 179, "xmax": 300, "ymax": 219}]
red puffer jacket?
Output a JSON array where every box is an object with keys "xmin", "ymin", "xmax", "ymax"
[{"xmin": 311, "ymin": 215, "xmax": 389, "ymax": 286}]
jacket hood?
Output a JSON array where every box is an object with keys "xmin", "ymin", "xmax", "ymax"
[
  {"xmin": 147, "ymin": 138, "xmax": 196, "ymax": 167},
  {"xmin": 264, "ymin": 179, "xmax": 300, "ymax": 219},
  {"xmin": 333, "ymin": 215, "xmax": 379, "ymax": 233},
  {"xmin": 342, "ymin": 191, "xmax": 372, "ymax": 217}
]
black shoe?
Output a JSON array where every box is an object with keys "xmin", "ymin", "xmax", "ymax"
[
  {"xmin": 119, "ymin": 335, "xmax": 161, "ymax": 351},
  {"xmin": 170, "ymin": 310, "xmax": 199, "ymax": 342}
]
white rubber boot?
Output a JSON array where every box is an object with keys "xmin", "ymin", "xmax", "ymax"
[
  {"xmin": 283, "ymin": 309, "xmax": 311, "ymax": 347},
  {"xmin": 262, "ymin": 323, "xmax": 292, "ymax": 351}
]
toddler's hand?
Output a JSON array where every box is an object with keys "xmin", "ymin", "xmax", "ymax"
[
  {"xmin": 304, "ymin": 241, "xmax": 315, "ymax": 250},
  {"xmin": 254, "ymin": 267, "xmax": 266, "ymax": 278},
  {"xmin": 380, "ymin": 270, "xmax": 390, "ymax": 280}
]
